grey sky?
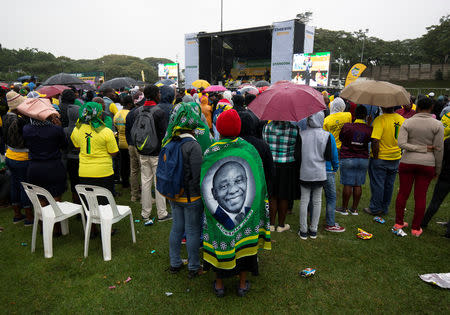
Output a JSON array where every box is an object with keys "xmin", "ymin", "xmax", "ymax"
[{"xmin": 2, "ymin": 0, "xmax": 449, "ymax": 64}]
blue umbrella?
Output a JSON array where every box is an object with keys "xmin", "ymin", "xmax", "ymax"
[{"xmin": 17, "ymin": 75, "xmax": 35, "ymax": 82}]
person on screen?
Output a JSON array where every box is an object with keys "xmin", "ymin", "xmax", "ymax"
[{"xmin": 212, "ymin": 161, "xmax": 250, "ymax": 230}]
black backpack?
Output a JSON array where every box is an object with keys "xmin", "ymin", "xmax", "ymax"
[{"xmin": 131, "ymin": 106, "xmax": 159, "ymax": 155}]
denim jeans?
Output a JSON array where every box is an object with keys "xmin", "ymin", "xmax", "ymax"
[
  {"xmin": 5, "ymin": 158, "xmax": 30, "ymax": 208},
  {"xmin": 300, "ymin": 185, "xmax": 322, "ymax": 233},
  {"xmin": 169, "ymin": 199, "xmax": 203, "ymax": 271},
  {"xmin": 307, "ymin": 173, "xmax": 335, "ymax": 226},
  {"xmin": 368, "ymin": 158, "xmax": 400, "ymax": 214}
]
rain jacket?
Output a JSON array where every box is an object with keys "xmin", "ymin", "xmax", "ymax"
[
  {"xmin": 158, "ymin": 85, "xmax": 175, "ymax": 121},
  {"xmin": 299, "ymin": 111, "xmax": 331, "ymax": 183},
  {"xmin": 200, "ymin": 96, "xmax": 213, "ymax": 129}
]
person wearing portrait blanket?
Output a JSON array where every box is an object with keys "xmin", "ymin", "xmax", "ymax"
[{"xmin": 201, "ymin": 109, "xmax": 271, "ymax": 298}]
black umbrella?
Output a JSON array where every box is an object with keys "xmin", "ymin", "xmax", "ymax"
[
  {"xmin": 255, "ymin": 80, "xmax": 270, "ymax": 87},
  {"xmin": 98, "ymin": 77, "xmax": 137, "ymax": 91},
  {"xmin": 155, "ymin": 79, "xmax": 175, "ymax": 86},
  {"xmin": 42, "ymin": 73, "xmax": 85, "ymax": 86}
]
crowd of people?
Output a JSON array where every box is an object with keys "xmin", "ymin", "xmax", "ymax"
[{"xmin": 0, "ymin": 80, "xmax": 449, "ymax": 297}]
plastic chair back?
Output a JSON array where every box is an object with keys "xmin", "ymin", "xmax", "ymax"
[
  {"xmin": 75, "ymin": 185, "xmax": 120, "ymax": 219},
  {"xmin": 21, "ymin": 182, "xmax": 64, "ymax": 217}
]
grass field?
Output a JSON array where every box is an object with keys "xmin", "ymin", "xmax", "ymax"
[{"xmin": 1, "ymin": 175, "xmax": 449, "ymax": 314}]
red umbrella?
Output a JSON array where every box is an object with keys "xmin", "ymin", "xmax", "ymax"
[
  {"xmin": 204, "ymin": 85, "xmax": 227, "ymax": 92},
  {"xmin": 36, "ymin": 85, "xmax": 70, "ymax": 97},
  {"xmin": 248, "ymin": 82, "xmax": 326, "ymax": 121}
]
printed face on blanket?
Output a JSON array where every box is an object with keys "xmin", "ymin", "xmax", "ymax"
[{"xmin": 205, "ymin": 157, "xmax": 254, "ymax": 230}]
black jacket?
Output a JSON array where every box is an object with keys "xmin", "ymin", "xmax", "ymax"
[
  {"xmin": 440, "ymin": 137, "xmax": 450, "ymax": 182},
  {"xmin": 238, "ymin": 111, "xmax": 274, "ymax": 196},
  {"xmin": 178, "ymin": 135, "xmax": 202, "ymax": 201}
]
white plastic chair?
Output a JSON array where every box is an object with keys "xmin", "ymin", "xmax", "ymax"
[
  {"xmin": 75, "ymin": 184, "xmax": 136, "ymax": 261},
  {"xmin": 21, "ymin": 182, "xmax": 86, "ymax": 258}
]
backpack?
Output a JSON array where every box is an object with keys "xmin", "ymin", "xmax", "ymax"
[
  {"xmin": 131, "ymin": 106, "xmax": 158, "ymax": 155},
  {"xmin": 156, "ymin": 137, "xmax": 194, "ymax": 201}
]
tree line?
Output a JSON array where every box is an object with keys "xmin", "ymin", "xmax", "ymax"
[{"xmin": 0, "ymin": 14, "xmax": 448, "ymax": 83}]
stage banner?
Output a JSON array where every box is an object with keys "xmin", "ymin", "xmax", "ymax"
[
  {"xmin": 184, "ymin": 33, "xmax": 199, "ymax": 89},
  {"xmin": 271, "ymin": 20, "xmax": 295, "ymax": 84},
  {"xmin": 345, "ymin": 63, "xmax": 367, "ymax": 87},
  {"xmin": 304, "ymin": 25, "xmax": 315, "ymax": 54}
]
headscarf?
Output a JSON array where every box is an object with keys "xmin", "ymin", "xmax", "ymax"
[
  {"xmin": 330, "ymin": 97, "xmax": 346, "ymax": 114},
  {"xmin": 77, "ymin": 101, "xmax": 105, "ymax": 131},
  {"xmin": 182, "ymin": 94, "xmax": 194, "ymax": 103},
  {"xmin": 162, "ymin": 102, "xmax": 202, "ymax": 147}
]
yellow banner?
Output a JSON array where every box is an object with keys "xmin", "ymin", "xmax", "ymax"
[
  {"xmin": 141, "ymin": 70, "xmax": 145, "ymax": 82},
  {"xmin": 345, "ymin": 63, "xmax": 367, "ymax": 87}
]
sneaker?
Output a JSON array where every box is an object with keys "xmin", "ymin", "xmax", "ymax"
[
  {"xmin": 392, "ymin": 227, "xmax": 407, "ymax": 237},
  {"xmin": 308, "ymin": 230, "xmax": 317, "ymax": 239},
  {"xmin": 363, "ymin": 208, "xmax": 382, "ymax": 216},
  {"xmin": 236, "ymin": 280, "xmax": 251, "ymax": 297},
  {"xmin": 336, "ymin": 208, "xmax": 348, "ymax": 216},
  {"xmin": 348, "ymin": 208, "xmax": 359, "ymax": 216},
  {"xmin": 181, "ymin": 238, "xmax": 186, "ymax": 245},
  {"xmin": 213, "ymin": 280, "xmax": 225, "ymax": 298},
  {"xmin": 144, "ymin": 218, "xmax": 154, "ymax": 226},
  {"xmin": 393, "ymin": 222, "xmax": 409, "ymax": 229},
  {"xmin": 158, "ymin": 214, "xmax": 173, "ymax": 222},
  {"xmin": 298, "ymin": 231, "xmax": 308, "ymax": 240},
  {"xmin": 169, "ymin": 264, "xmax": 184, "ymax": 274},
  {"xmin": 188, "ymin": 268, "xmax": 204, "ymax": 279},
  {"xmin": 411, "ymin": 228, "xmax": 423, "ymax": 237},
  {"xmin": 276, "ymin": 224, "xmax": 290, "ymax": 233},
  {"xmin": 325, "ymin": 224, "xmax": 345, "ymax": 232},
  {"xmin": 269, "ymin": 225, "xmax": 275, "ymax": 232},
  {"xmin": 23, "ymin": 219, "xmax": 34, "ymax": 227},
  {"xmin": 13, "ymin": 215, "xmax": 26, "ymax": 224}
]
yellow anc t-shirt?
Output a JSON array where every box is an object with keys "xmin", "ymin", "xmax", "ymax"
[
  {"xmin": 71, "ymin": 124, "xmax": 119, "ymax": 178},
  {"xmin": 113, "ymin": 109, "xmax": 129, "ymax": 149},
  {"xmin": 441, "ymin": 113, "xmax": 450, "ymax": 140},
  {"xmin": 323, "ymin": 112, "xmax": 352, "ymax": 149},
  {"xmin": 371, "ymin": 113, "xmax": 405, "ymax": 160}
]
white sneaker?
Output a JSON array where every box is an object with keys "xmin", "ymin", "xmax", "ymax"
[
  {"xmin": 276, "ymin": 224, "xmax": 290, "ymax": 232},
  {"xmin": 270, "ymin": 225, "xmax": 275, "ymax": 232}
]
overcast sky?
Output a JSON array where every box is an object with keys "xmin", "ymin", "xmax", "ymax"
[{"xmin": 2, "ymin": 0, "xmax": 449, "ymax": 64}]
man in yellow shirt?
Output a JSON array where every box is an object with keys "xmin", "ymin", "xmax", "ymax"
[
  {"xmin": 323, "ymin": 97, "xmax": 352, "ymax": 149},
  {"xmin": 71, "ymin": 102, "xmax": 118, "ymax": 194},
  {"xmin": 365, "ymin": 107, "xmax": 405, "ymax": 215}
]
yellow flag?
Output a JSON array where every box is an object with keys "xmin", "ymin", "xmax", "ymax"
[
  {"xmin": 345, "ymin": 63, "xmax": 367, "ymax": 87},
  {"xmin": 141, "ymin": 70, "xmax": 145, "ymax": 82}
]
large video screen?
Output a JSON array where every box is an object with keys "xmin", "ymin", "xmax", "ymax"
[
  {"xmin": 158, "ymin": 63, "xmax": 179, "ymax": 79},
  {"xmin": 292, "ymin": 52, "xmax": 331, "ymax": 87}
]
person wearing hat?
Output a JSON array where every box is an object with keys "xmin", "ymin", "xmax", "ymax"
[
  {"xmin": 201, "ymin": 109, "xmax": 271, "ymax": 297},
  {"xmin": 2, "ymin": 91, "xmax": 32, "ymax": 225}
]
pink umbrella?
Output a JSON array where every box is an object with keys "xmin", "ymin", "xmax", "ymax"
[
  {"xmin": 204, "ymin": 85, "xmax": 227, "ymax": 92},
  {"xmin": 248, "ymin": 82, "xmax": 326, "ymax": 121},
  {"xmin": 36, "ymin": 85, "xmax": 71, "ymax": 98}
]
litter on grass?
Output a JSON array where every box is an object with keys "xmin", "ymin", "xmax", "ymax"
[
  {"xmin": 124, "ymin": 277, "xmax": 132, "ymax": 283},
  {"xmin": 134, "ymin": 219, "xmax": 140, "ymax": 223},
  {"xmin": 392, "ymin": 227, "xmax": 407, "ymax": 237},
  {"xmin": 182, "ymin": 259, "xmax": 188, "ymax": 265},
  {"xmin": 165, "ymin": 292, "xmax": 173, "ymax": 296},
  {"xmin": 300, "ymin": 268, "xmax": 316, "ymax": 277},
  {"xmin": 109, "ymin": 286, "xmax": 116, "ymax": 290},
  {"xmin": 20, "ymin": 242, "xmax": 27, "ymax": 246},
  {"xmin": 357, "ymin": 228, "xmax": 373, "ymax": 239},
  {"xmin": 150, "ymin": 250, "xmax": 156, "ymax": 254},
  {"xmin": 374, "ymin": 216, "xmax": 385, "ymax": 224},
  {"xmin": 419, "ymin": 273, "xmax": 450, "ymax": 289}
]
